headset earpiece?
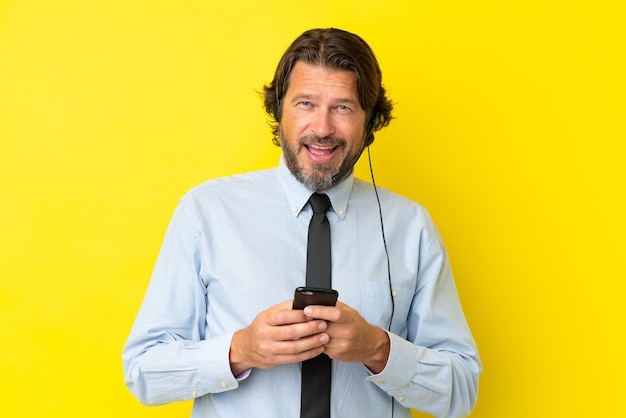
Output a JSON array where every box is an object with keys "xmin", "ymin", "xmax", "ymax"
[
  {"xmin": 364, "ymin": 112, "xmax": 377, "ymax": 145},
  {"xmin": 366, "ymin": 112, "xmax": 376, "ymax": 134}
]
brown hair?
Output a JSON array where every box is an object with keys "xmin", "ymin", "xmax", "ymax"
[{"xmin": 263, "ymin": 28, "xmax": 393, "ymax": 146}]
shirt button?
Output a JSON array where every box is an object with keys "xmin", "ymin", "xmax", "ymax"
[
  {"xmin": 338, "ymin": 209, "xmax": 345, "ymax": 215},
  {"xmin": 377, "ymin": 380, "xmax": 385, "ymax": 384},
  {"xmin": 220, "ymin": 381, "xmax": 228, "ymax": 388},
  {"xmin": 397, "ymin": 396, "xmax": 405, "ymax": 402},
  {"xmin": 191, "ymin": 390, "xmax": 197, "ymax": 396},
  {"xmin": 392, "ymin": 290, "xmax": 398, "ymax": 297}
]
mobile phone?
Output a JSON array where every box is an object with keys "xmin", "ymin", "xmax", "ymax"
[{"xmin": 292, "ymin": 287, "xmax": 339, "ymax": 310}]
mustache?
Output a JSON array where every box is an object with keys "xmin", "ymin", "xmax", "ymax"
[{"xmin": 298, "ymin": 135, "xmax": 346, "ymax": 147}]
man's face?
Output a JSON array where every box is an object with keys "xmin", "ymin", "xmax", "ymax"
[{"xmin": 279, "ymin": 61, "xmax": 367, "ymax": 191}]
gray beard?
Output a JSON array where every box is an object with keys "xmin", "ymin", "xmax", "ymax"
[
  {"xmin": 280, "ymin": 132, "xmax": 353, "ymax": 191},
  {"xmin": 289, "ymin": 161, "xmax": 335, "ymax": 191}
]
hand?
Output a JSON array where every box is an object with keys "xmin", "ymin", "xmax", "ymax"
[
  {"xmin": 229, "ymin": 300, "xmax": 330, "ymax": 375},
  {"xmin": 303, "ymin": 301, "xmax": 390, "ymax": 374}
]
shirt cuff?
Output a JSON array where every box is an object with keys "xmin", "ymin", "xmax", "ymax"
[
  {"xmin": 365, "ymin": 331, "xmax": 418, "ymax": 393},
  {"xmin": 235, "ymin": 368, "xmax": 251, "ymax": 381},
  {"xmin": 194, "ymin": 332, "xmax": 241, "ymax": 393}
]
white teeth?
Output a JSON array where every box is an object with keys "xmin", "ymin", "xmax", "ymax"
[{"xmin": 309, "ymin": 144, "xmax": 334, "ymax": 150}]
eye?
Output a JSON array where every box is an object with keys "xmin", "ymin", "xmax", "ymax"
[
  {"xmin": 337, "ymin": 104, "xmax": 352, "ymax": 112},
  {"xmin": 298, "ymin": 101, "xmax": 311, "ymax": 107}
]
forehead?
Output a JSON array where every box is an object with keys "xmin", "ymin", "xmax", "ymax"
[{"xmin": 286, "ymin": 61, "xmax": 360, "ymax": 103}]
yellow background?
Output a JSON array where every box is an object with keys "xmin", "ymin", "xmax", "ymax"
[{"xmin": 1, "ymin": 1, "xmax": 624, "ymax": 417}]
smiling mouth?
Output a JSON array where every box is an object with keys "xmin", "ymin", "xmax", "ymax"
[
  {"xmin": 304, "ymin": 144, "xmax": 340, "ymax": 164},
  {"xmin": 305, "ymin": 143, "xmax": 338, "ymax": 155}
]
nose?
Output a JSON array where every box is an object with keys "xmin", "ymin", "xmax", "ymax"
[{"xmin": 309, "ymin": 109, "xmax": 335, "ymax": 137}]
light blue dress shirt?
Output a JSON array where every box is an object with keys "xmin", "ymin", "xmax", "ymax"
[{"xmin": 123, "ymin": 157, "xmax": 481, "ymax": 418}]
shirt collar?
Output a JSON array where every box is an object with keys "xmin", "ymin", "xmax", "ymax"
[{"xmin": 277, "ymin": 155, "xmax": 353, "ymax": 220}]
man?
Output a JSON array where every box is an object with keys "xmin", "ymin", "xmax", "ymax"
[{"xmin": 123, "ymin": 28, "xmax": 481, "ymax": 417}]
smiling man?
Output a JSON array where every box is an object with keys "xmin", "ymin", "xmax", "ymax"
[{"xmin": 123, "ymin": 28, "xmax": 481, "ymax": 418}]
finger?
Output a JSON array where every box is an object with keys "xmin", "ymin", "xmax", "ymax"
[
  {"xmin": 255, "ymin": 330, "xmax": 329, "ymax": 367},
  {"xmin": 275, "ymin": 332, "xmax": 330, "ymax": 355},
  {"xmin": 303, "ymin": 305, "xmax": 342, "ymax": 322},
  {"xmin": 278, "ymin": 319, "xmax": 328, "ymax": 341},
  {"xmin": 267, "ymin": 344, "xmax": 326, "ymax": 366},
  {"xmin": 268, "ymin": 308, "xmax": 309, "ymax": 327},
  {"xmin": 265, "ymin": 300, "xmax": 308, "ymax": 326}
]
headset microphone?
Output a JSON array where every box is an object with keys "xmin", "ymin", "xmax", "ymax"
[
  {"xmin": 330, "ymin": 132, "xmax": 370, "ymax": 185},
  {"xmin": 330, "ymin": 146, "xmax": 364, "ymax": 185},
  {"xmin": 331, "ymin": 165, "xmax": 354, "ymax": 185},
  {"xmin": 329, "ymin": 111, "xmax": 378, "ymax": 185}
]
